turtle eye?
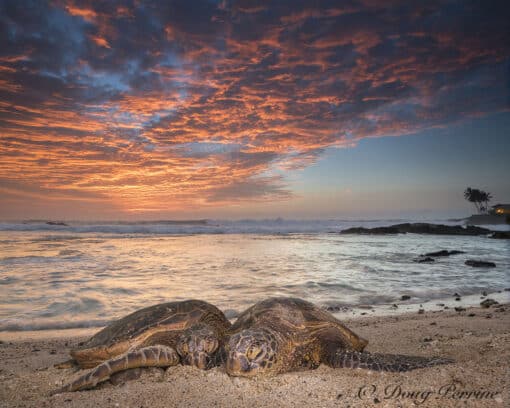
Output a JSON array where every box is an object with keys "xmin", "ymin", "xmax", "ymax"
[{"xmin": 246, "ymin": 345, "xmax": 262, "ymax": 361}]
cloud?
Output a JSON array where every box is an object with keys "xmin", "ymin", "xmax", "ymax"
[{"xmin": 0, "ymin": 0, "xmax": 509, "ymax": 214}]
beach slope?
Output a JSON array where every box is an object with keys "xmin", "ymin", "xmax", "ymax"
[{"xmin": 1, "ymin": 305, "xmax": 508, "ymax": 407}]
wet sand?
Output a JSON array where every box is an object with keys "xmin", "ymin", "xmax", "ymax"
[{"xmin": 0, "ymin": 304, "xmax": 508, "ymax": 408}]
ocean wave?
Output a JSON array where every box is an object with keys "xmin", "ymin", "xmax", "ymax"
[
  {"xmin": 0, "ymin": 318, "xmax": 110, "ymax": 332},
  {"xmin": 0, "ymin": 218, "xmax": 478, "ymax": 235}
]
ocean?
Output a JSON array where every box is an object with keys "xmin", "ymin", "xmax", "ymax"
[{"xmin": 0, "ymin": 219, "xmax": 508, "ymax": 332}]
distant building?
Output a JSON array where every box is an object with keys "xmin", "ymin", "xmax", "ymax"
[{"xmin": 490, "ymin": 204, "xmax": 510, "ymax": 215}]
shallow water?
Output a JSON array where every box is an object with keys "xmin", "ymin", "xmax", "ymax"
[{"xmin": 0, "ymin": 220, "xmax": 509, "ymax": 331}]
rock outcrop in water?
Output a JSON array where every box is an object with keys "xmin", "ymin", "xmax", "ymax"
[
  {"xmin": 340, "ymin": 223, "xmax": 492, "ymax": 236},
  {"xmin": 423, "ymin": 249, "xmax": 465, "ymax": 257},
  {"xmin": 465, "ymin": 260, "xmax": 496, "ymax": 268},
  {"xmin": 490, "ymin": 231, "xmax": 510, "ymax": 239}
]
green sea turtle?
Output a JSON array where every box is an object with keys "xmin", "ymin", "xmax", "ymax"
[
  {"xmin": 51, "ymin": 299, "xmax": 230, "ymax": 394},
  {"xmin": 225, "ymin": 297, "xmax": 453, "ymax": 377}
]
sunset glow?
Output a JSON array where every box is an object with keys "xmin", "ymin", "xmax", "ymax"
[{"xmin": 1, "ymin": 0, "xmax": 509, "ymax": 219}]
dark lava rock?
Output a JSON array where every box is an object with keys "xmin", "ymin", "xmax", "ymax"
[
  {"xmin": 505, "ymin": 288, "xmax": 510, "ymax": 292},
  {"xmin": 453, "ymin": 293, "xmax": 460, "ymax": 297},
  {"xmin": 482, "ymin": 291, "xmax": 488, "ymax": 296},
  {"xmin": 418, "ymin": 309, "xmax": 425, "ymax": 314},
  {"xmin": 422, "ymin": 337, "xmax": 433, "ymax": 342},
  {"xmin": 454, "ymin": 307, "xmax": 466, "ymax": 312},
  {"xmin": 490, "ymin": 231, "xmax": 510, "ymax": 239},
  {"xmin": 465, "ymin": 260, "xmax": 496, "ymax": 268},
  {"xmin": 340, "ymin": 223, "xmax": 492, "ymax": 236},
  {"xmin": 468, "ymin": 313, "xmax": 476, "ymax": 317},
  {"xmin": 46, "ymin": 221, "xmax": 68, "ymax": 226},
  {"xmin": 414, "ymin": 256, "xmax": 435, "ymax": 263},
  {"xmin": 424, "ymin": 250, "xmax": 465, "ymax": 257},
  {"xmin": 401, "ymin": 295, "xmax": 411, "ymax": 301},
  {"xmin": 455, "ymin": 297, "xmax": 461, "ymax": 301},
  {"xmin": 340, "ymin": 226, "xmax": 400, "ymax": 234},
  {"xmin": 480, "ymin": 299, "xmax": 499, "ymax": 308}
]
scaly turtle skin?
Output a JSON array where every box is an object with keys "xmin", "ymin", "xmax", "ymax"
[
  {"xmin": 225, "ymin": 297, "xmax": 453, "ymax": 377},
  {"xmin": 52, "ymin": 300, "xmax": 230, "ymax": 393}
]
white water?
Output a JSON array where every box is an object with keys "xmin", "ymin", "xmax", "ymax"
[{"xmin": 0, "ymin": 219, "xmax": 508, "ymax": 331}]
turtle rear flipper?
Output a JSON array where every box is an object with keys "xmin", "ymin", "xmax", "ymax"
[
  {"xmin": 50, "ymin": 345, "xmax": 179, "ymax": 395},
  {"xmin": 325, "ymin": 350, "xmax": 453, "ymax": 372}
]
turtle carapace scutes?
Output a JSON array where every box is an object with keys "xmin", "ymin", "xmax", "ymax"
[
  {"xmin": 52, "ymin": 299, "xmax": 230, "ymax": 394},
  {"xmin": 225, "ymin": 297, "xmax": 453, "ymax": 377}
]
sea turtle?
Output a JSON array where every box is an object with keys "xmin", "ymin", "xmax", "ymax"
[
  {"xmin": 51, "ymin": 299, "xmax": 230, "ymax": 394},
  {"xmin": 225, "ymin": 297, "xmax": 453, "ymax": 377}
]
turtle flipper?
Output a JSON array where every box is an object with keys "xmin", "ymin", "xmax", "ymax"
[
  {"xmin": 50, "ymin": 345, "xmax": 179, "ymax": 394},
  {"xmin": 54, "ymin": 359, "xmax": 78, "ymax": 369},
  {"xmin": 325, "ymin": 350, "xmax": 453, "ymax": 372}
]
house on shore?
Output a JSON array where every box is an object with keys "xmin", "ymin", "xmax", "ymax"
[
  {"xmin": 466, "ymin": 203, "xmax": 510, "ymax": 225},
  {"xmin": 490, "ymin": 204, "xmax": 510, "ymax": 215}
]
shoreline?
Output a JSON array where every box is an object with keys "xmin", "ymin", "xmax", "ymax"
[
  {"xmin": 1, "ymin": 304, "xmax": 508, "ymax": 407},
  {"xmin": 2, "ymin": 290, "xmax": 508, "ymax": 341}
]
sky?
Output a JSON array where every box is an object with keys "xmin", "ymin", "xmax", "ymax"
[{"xmin": 0, "ymin": 0, "xmax": 509, "ymax": 220}]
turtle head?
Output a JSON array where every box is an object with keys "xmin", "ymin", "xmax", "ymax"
[
  {"xmin": 176, "ymin": 323, "xmax": 221, "ymax": 370},
  {"xmin": 226, "ymin": 328, "xmax": 278, "ymax": 377}
]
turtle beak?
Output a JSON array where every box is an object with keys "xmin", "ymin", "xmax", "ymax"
[{"xmin": 226, "ymin": 352, "xmax": 250, "ymax": 375}]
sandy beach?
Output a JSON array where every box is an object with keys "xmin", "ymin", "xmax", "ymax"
[{"xmin": 1, "ymin": 303, "xmax": 508, "ymax": 408}]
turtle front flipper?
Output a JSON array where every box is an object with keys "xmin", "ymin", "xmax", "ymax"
[
  {"xmin": 54, "ymin": 359, "xmax": 78, "ymax": 369},
  {"xmin": 325, "ymin": 350, "xmax": 453, "ymax": 372},
  {"xmin": 50, "ymin": 345, "xmax": 179, "ymax": 395}
]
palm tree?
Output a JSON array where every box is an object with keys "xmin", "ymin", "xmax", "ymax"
[{"xmin": 464, "ymin": 187, "xmax": 492, "ymax": 214}]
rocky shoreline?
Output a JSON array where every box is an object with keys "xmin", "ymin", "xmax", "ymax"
[{"xmin": 340, "ymin": 222, "xmax": 509, "ymax": 238}]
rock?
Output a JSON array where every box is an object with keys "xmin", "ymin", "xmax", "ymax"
[
  {"xmin": 454, "ymin": 307, "xmax": 466, "ymax": 312},
  {"xmin": 401, "ymin": 295, "xmax": 411, "ymax": 301},
  {"xmin": 480, "ymin": 299, "xmax": 499, "ymax": 308},
  {"xmin": 418, "ymin": 309, "xmax": 425, "ymax": 314},
  {"xmin": 340, "ymin": 226, "xmax": 400, "ymax": 234},
  {"xmin": 504, "ymin": 288, "xmax": 510, "ymax": 292},
  {"xmin": 424, "ymin": 250, "xmax": 465, "ymax": 257},
  {"xmin": 340, "ymin": 223, "xmax": 492, "ymax": 236},
  {"xmin": 453, "ymin": 293, "xmax": 461, "ymax": 297},
  {"xmin": 430, "ymin": 322, "xmax": 437, "ymax": 325},
  {"xmin": 46, "ymin": 221, "xmax": 68, "ymax": 226},
  {"xmin": 436, "ymin": 303, "xmax": 445, "ymax": 307},
  {"xmin": 468, "ymin": 313, "xmax": 476, "ymax": 317},
  {"xmin": 482, "ymin": 291, "xmax": 488, "ymax": 296},
  {"xmin": 413, "ymin": 256, "xmax": 435, "ymax": 263},
  {"xmin": 422, "ymin": 337, "xmax": 433, "ymax": 342},
  {"xmin": 465, "ymin": 260, "xmax": 496, "ymax": 267},
  {"xmin": 490, "ymin": 231, "xmax": 510, "ymax": 239},
  {"xmin": 455, "ymin": 297, "xmax": 461, "ymax": 301}
]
